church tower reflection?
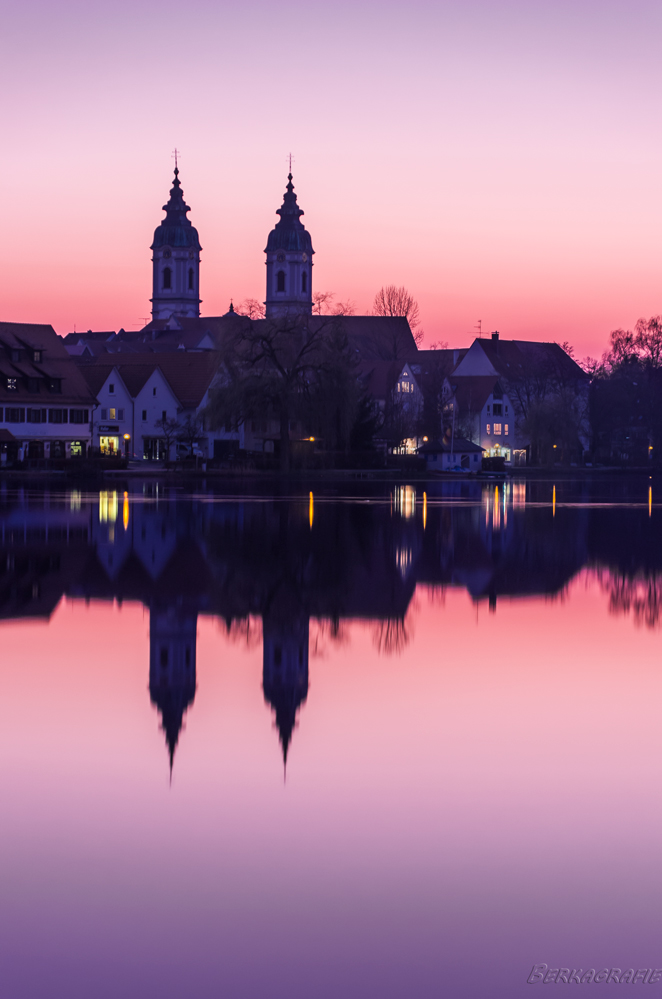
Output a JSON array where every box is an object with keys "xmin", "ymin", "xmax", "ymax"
[
  {"xmin": 262, "ymin": 610, "xmax": 309, "ymax": 769},
  {"xmin": 149, "ymin": 605, "xmax": 198, "ymax": 775}
]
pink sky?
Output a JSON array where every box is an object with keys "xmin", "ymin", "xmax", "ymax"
[{"xmin": 1, "ymin": 0, "xmax": 660, "ymax": 359}]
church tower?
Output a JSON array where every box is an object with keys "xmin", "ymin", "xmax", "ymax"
[
  {"xmin": 149, "ymin": 605, "xmax": 197, "ymax": 775},
  {"xmin": 151, "ymin": 167, "xmax": 201, "ymax": 321},
  {"xmin": 264, "ymin": 173, "xmax": 314, "ymax": 319}
]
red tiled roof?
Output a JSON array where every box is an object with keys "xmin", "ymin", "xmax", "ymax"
[{"xmin": 77, "ymin": 351, "xmax": 222, "ymax": 408}]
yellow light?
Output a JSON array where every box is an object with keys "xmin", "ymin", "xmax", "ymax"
[
  {"xmin": 422, "ymin": 491, "xmax": 427, "ymax": 530},
  {"xmin": 553, "ymin": 484, "xmax": 556, "ymax": 517},
  {"xmin": 123, "ymin": 433, "xmax": 131, "ymax": 440},
  {"xmin": 553, "ymin": 444, "xmax": 557, "ymax": 449},
  {"xmin": 123, "ymin": 491, "xmax": 129, "ymax": 530},
  {"xmin": 422, "ymin": 436, "xmax": 428, "ymax": 442},
  {"xmin": 308, "ymin": 437, "xmax": 315, "ymax": 442},
  {"xmin": 649, "ymin": 485, "xmax": 652, "ymax": 518},
  {"xmin": 309, "ymin": 491, "xmax": 314, "ymax": 529},
  {"xmin": 99, "ymin": 490, "xmax": 118, "ymax": 523}
]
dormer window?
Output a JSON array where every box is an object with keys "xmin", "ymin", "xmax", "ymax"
[
  {"xmin": 10, "ymin": 350, "xmax": 20, "ymax": 363},
  {"xmin": 163, "ymin": 267, "xmax": 172, "ymax": 290},
  {"xmin": 276, "ymin": 270, "xmax": 286, "ymax": 293},
  {"xmin": 27, "ymin": 378, "xmax": 39, "ymax": 393},
  {"xmin": 33, "ymin": 350, "xmax": 42, "ymax": 363},
  {"xmin": 6, "ymin": 377, "xmax": 17, "ymax": 391}
]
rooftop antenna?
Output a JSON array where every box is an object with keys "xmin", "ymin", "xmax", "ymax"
[{"xmin": 466, "ymin": 320, "xmax": 482, "ymax": 338}]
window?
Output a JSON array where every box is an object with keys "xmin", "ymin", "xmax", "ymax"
[
  {"xmin": 153, "ymin": 387, "xmax": 156, "ymax": 396},
  {"xmin": 27, "ymin": 378, "xmax": 39, "ymax": 393},
  {"xmin": 162, "ymin": 410, "xmax": 167, "ymax": 421},
  {"xmin": 486, "ymin": 423, "xmax": 491, "ymax": 434},
  {"xmin": 505, "ymin": 405, "xmax": 509, "ymax": 414},
  {"xmin": 493, "ymin": 423, "xmax": 502, "ymax": 435},
  {"xmin": 70, "ymin": 409, "xmax": 88, "ymax": 424},
  {"xmin": 109, "ymin": 408, "xmax": 116, "ymax": 420},
  {"xmin": 49, "ymin": 409, "xmax": 67, "ymax": 424},
  {"xmin": 10, "ymin": 349, "xmax": 21, "ymax": 363},
  {"xmin": 142, "ymin": 410, "xmax": 147, "ymax": 421},
  {"xmin": 109, "ymin": 383, "xmax": 114, "ymax": 394},
  {"xmin": 117, "ymin": 408, "xmax": 124, "ymax": 421},
  {"xmin": 505, "ymin": 424, "xmax": 509, "ymax": 435},
  {"xmin": 487, "ymin": 404, "xmax": 490, "ymax": 414},
  {"xmin": 101, "ymin": 408, "xmax": 107, "ymax": 420},
  {"xmin": 276, "ymin": 270, "xmax": 285, "ymax": 292},
  {"xmin": 6, "ymin": 408, "xmax": 24, "ymax": 423},
  {"xmin": 163, "ymin": 267, "xmax": 172, "ymax": 290},
  {"xmin": 33, "ymin": 350, "xmax": 41, "ymax": 363},
  {"xmin": 301, "ymin": 271, "xmax": 307, "ymax": 293},
  {"xmin": 163, "ymin": 250, "xmax": 171, "ymax": 259},
  {"xmin": 188, "ymin": 268, "xmax": 194, "ymax": 290},
  {"xmin": 492, "ymin": 403, "xmax": 502, "ymax": 416},
  {"xmin": 473, "ymin": 454, "xmax": 478, "ymax": 462},
  {"xmin": 0, "ymin": 408, "xmax": 3, "ymax": 421},
  {"xmin": 27, "ymin": 409, "xmax": 42, "ymax": 423},
  {"xmin": 6, "ymin": 377, "xmax": 17, "ymax": 391}
]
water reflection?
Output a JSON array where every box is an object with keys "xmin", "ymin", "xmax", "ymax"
[{"xmin": 0, "ymin": 478, "xmax": 660, "ymax": 772}]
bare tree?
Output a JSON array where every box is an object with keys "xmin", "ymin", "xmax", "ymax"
[
  {"xmin": 373, "ymin": 285, "xmax": 423, "ymax": 345},
  {"xmin": 177, "ymin": 414, "xmax": 203, "ymax": 454},
  {"xmin": 154, "ymin": 416, "xmax": 181, "ymax": 462},
  {"xmin": 312, "ymin": 291, "xmax": 336, "ymax": 315},
  {"xmin": 237, "ymin": 298, "xmax": 266, "ymax": 320}
]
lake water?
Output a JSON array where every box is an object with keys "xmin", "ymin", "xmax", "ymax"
[{"xmin": 1, "ymin": 476, "xmax": 661, "ymax": 997}]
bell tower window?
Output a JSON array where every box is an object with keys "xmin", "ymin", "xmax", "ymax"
[
  {"xmin": 188, "ymin": 268, "xmax": 194, "ymax": 290},
  {"xmin": 276, "ymin": 270, "xmax": 286, "ymax": 293},
  {"xmin": 301, "ymin": 271, "xmax": 307, "ymax": 293},
  {"xmin": 163, "ymin": 267, "xmax": 172, "ymax": 290}
]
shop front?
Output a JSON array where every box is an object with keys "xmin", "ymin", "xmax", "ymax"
[{"xmin": 98, "ymin": 424, "xmax": 120, "ymax": 456}]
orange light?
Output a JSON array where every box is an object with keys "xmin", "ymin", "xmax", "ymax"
[
  {"xmin": 123, "ymin": 433, "xmax": 131, "ymax": 440},
  {"xmin": 309, "ymin": 491, "xmax": 314, "ymax": 529},
  {"xmin": 422, "ymin": 436, "xmax": 428, "ymax": 442}
]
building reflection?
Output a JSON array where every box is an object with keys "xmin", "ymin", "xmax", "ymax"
[{"xmin": 0, "ymin": 478, "xmax": 658, "ymax": 774}]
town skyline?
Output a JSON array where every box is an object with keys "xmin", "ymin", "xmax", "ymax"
[{"xmin": 1, "ymin": 1, "xmax": 659, "ymax": 360}]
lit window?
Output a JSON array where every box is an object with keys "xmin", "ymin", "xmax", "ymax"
[
  {"xmin": 109, "ymin": 409, "xmax": 116, "ymax": 420},
  {"xmin": 494, "ymin": 423, "xmax": 502, "ymax": 435},
  {"xmin": 486, "ymin": 423, "xmax": 490, "ymax": 434},
  {"xmin": 6, "ymin": 378, "xmax": 17, "ymax": 391},
  {"xmin": 505, "ymin": 424, "xmax": 509, "ymax": 435}
]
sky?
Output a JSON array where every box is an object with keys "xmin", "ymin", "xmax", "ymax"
[{"xmin": 0, "ymin": 0, "xmax": 660, "ymax": 359}]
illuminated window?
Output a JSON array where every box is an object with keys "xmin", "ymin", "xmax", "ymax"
[
  {"xmin": 33, "ymin": 351, "xmax": 41, "ymax": 363},
  {"xmin": 505, "ymin": 424, "xmax": 509, "ymax": 435},
  {"xmin": 6, "ymin": 378, "xmax": 17, "ymax": 391},
  {"xmin": 486, "ymin": 423, "xmax": 490, "ymax": 434},
  {"xmin": 494, "ymin": 423, "xmax": 502, "ymax": 435},
  {"xmin": 109, "ymin": 409, "xmax": 116, "ymax": 420},
  {"xmin": 276, "ymin": 270, "xmax": 286, "ymax": 292}
]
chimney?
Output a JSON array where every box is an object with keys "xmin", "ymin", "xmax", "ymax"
[{"xmin": 491, "ymin": 332, "xmax": 499, "ymax": 341}]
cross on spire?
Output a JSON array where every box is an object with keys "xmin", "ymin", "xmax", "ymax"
[
  {"xmin": 288, "ymin": 152, "xmax": 294, "ymax": 175},
  {"xmin": 172, "ymin": 147, "xmax": 180, "ymax": 170}
]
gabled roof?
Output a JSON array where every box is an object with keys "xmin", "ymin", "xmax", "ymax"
[
  {"xmin": 419, "ymin": 437, "xmax": 484, "ymax": 454},
  {"xmin": 411, "ymin": 348, "xmax": 467, "ymax": 375},
  {"xmin": 0, "ymin": 322, "xmax": 96, "ymax": 404},
  {"xmin": 450, "ymin": 375, "xmax": 500, "ymax": 413},
  {"xmin": 471, "ymin": 337, "xmax": 586, "ymax": 380},
  {"xmin": 358, "ymin": 360, "xmax": 402, "ymax": 400},
  {"xmin": 76, "ymin": 351, "xmax": 222, "ymax": 408}
]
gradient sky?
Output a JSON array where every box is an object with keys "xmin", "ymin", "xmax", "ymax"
[{"xmin": 1, "ymin": 0, "xmax": 660, "ymax": 358}]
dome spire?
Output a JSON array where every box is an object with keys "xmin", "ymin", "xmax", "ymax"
[{"xmin": 264, "ymin": 165, "xmax": 314, "ymax": 318}]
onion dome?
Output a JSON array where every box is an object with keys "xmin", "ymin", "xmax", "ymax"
[
  {"xmin": 151, "ymin": 168, "xmax": 202, "ymax": 251},
  {"xmin": 265, "ymin": 174, "xmax": 314, "ymax": 254}
]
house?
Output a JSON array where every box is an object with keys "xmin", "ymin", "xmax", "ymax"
[
  {"xmin": 450, "ymin": 332, "xmax": 588, "ymax": 464},
  {"xmin": 77, "ymin": 352, "xmax": 239, "ymax": 459},
  {"xmin": 0, "ymin": 322, "xmax": 96, "ymax": 460},
  {"xmin": 418, "ymin": 436, "xmax": 484, "ymax": 471}
]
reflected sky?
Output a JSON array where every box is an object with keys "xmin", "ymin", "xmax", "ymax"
[{"xmin": 0, "ymin": 477, "xmax": 661, "ymax": 998}]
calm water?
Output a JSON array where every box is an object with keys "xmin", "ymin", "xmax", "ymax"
[{"xmin": 1, "ymin": 476, "xmax": 661, "ymax": 998}]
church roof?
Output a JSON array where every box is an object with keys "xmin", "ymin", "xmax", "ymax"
[
  {"xmin": 151, "ymin": 168, "xmax": 201, "ymax": 251},
  {"xmin": 265, "ymin": 174, "xmax": 314, "ymax": 254}
]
